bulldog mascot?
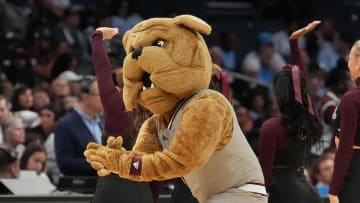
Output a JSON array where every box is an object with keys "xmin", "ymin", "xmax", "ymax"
[{"xmin": 85, "ymin": 15, "xmax": 267, "ymax": 203}]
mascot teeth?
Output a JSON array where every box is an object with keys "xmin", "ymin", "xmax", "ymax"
[{"xmin": 142, "ymin": 83, "xmax": 155, "ymax": 90}]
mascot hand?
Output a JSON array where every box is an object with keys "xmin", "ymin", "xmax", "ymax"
[
  {"xmin": 290, "ymin": 20, "xmax": 321, "ymax": 40},
  {"xmin": 96, "ymin": 27, "xmax": 119, "ymax": 40},
  {"xmin": 84, "ymin": 136, "xmax": 125, "ymax": 176}
]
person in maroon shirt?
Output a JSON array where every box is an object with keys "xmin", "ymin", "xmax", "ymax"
[
  {"xmin": 90, "ymin": 28, "xmax": 154, "ymax": 203},
  {"xmin": 259, "ymin": 21, "xmax": 322, "ymax": 203},
  {"xmin": 329, "ymin": 40, "xmax": 360, "ymax": 203}
]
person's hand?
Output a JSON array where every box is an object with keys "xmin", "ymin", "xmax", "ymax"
[
  {"xmin": 290, "ymin": 21, "xmax": 321, "ymax": 40},
  {"xmin": 329, "ymin": 194, "xmax": 339, "ymax": 203},
  {"xmin": 95, "ymin": 27, "xmax": 119, "ymax": 40},
  {"xmin": 335, "ymin": 136, "xmax": 340, "ymax": 149},
  {"xmin": 84, "ymin": 136, "xmax": 126, "ymax": 176}
]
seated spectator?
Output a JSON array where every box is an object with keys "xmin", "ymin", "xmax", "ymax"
[
  {"xmin": 1, "ymin": 115, "xmax": 26, "ymax": 157},
  {"xmin": 11, "ymin": 85, "xmax": 34, "ymax": 112},
  {"xmin": 0, "ymin": 95, "xmax": 12, "ymax": 144},
  {"xmin": 50, "ymin": 77, "xmax": 71, "ymax": 104},
  {"xmin": 311, "ymin": 67, "xmax": 350, "ymax": 156},
  {"xmin": 51, "ymin": 53, "xmax": 79, "ymax": 81},
  {"xmin": 235, "ymin": 105, "xmax": 259, "ymax": 154},
  {"xmin": 317, "ymin": 19, "xmax": 339, "ymax": 72},
  {"xmin": 110, "ymin": 0, "xmax": 143, "ymax": 36},
  {"xmin": 32, "ymin": 87, "xmax": 51, "ymax": 112},
  {"xmin": 0, "ymin": 146, "xmax": 19, "ymax": 179},
  {"xmin": 0, "ymin": 76, "xmax": 14, "ymax": 102},
  {"xmin": 20, "ymin": 144, "xmax": 47, "ymax": 177},
  {"xmin": 58, "ymin": 70, "xmax": 83, "ymax": 96},
  {"xmin": 322, "ymin": 147, "xmax": 336, "ymax": 161},
  {"xmin": 54, "ymin": 76, "xmax": 103, "ymax": 176},
  {"xmin": 24, "ymin": 131, "xmax": 43, "ymax": 147},
  {"xmin": 314, "ymin": 155, "xmax": 334, "ymax": 198},
  {"xmin": 242, "ymin": 32, "xmax": 286, "ymax": 85},
  {"xmin": 32, "ymin": 104, "xmax": 64, "ymax": 183},
  {"xmin": 220, "ymin": 32, "xmax": 238, "ymax": 71}
]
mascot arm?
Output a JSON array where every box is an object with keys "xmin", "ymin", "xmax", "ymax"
[
  {"xmin": 131, "ymin": 116, "xmax": 163, "ymax": 154},
  {"xmin": 118, "ymin": 93, "xmax": 232, "ymax": 181}
]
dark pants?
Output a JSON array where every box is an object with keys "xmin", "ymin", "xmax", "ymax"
[
  {"xmin": 91, "ymin": 174, "xmax": 153, "ymax": 203},
  {"xmin": 339, "ymin": 150, "xmax": 360, "ymax": 203},
  {"xmin": 170, "ymin": 178, "xmax": 199, "ymax": 203},
  {"xmin": 269, "ymin": 168, "xmax": 322, "ymax": 203}
]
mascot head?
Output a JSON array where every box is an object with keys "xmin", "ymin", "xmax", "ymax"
[{"xmin": 122, "ymin": 15, "xmax": 212, "ymax": 114}]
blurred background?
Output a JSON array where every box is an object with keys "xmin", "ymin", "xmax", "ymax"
[{"xmin": 0, "ymin": 0, "xmax": 359, "ymax": 202}]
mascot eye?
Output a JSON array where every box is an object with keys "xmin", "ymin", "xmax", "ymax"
[{"xmin": 153, "ymin": 40, "xmax": 165, "ymax": 47}]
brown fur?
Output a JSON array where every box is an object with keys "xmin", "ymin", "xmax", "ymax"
[{"xmin": 85, "ymin": 15, "xmax": 233, "ymax": 181}]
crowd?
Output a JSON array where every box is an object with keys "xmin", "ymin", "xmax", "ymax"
[{"xmin": 0, "ymin": 0, "xmax": 359, "ymax": 202}]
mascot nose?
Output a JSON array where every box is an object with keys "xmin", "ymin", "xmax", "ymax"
[{"xmin": 132, "ymin": 47, "xmax": 143, "ymax": 60}]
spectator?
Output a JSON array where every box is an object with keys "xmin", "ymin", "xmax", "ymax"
[
  {"xmin": 0, "ymin": 0, "xmax": 30, "ymax": 37},
  {"xmin": 209, "ymin": 46, "xmax": 223, "ymax": 67},
  {"xmin": 323, "ymin": 147, "xmax": 336, "ymax": 161},
  {"xmin": 29, "ymin": 27, "xmax": 58, "ymax": 82},
  {"xmin": 242, "ymin": 32, "xmax": 286, "ymax": 85},
  {"xmin": 211, "ymin": 32, "xmax": 238, "ymax": 71},
  {"xmin": 1, "ymin": 115, "xmax": 26, "ymax": 157},
  {"xmin": 311, "ymin": 67, "xmax": 350, "ymax": 156},
  {"xmin": 317, "ymin": 19, "xmax": 339, "ymax": 72},
  {"xmin": 32, "ymin": 87, "xmax": 51, "ymax": 112},
  {"xmin": 49, "ymin": 77, "xmax": 71, "ymax": 103},
  {"xmin": 110, "ymin": 0, "xmax": 143, "ymax": 36},
  {"xmin": 273, "ymin": 18, "xmax": 306, "ymax": 59},
  {"xmin": 50, "ymin": 53, "xmax": 78, "ymax": 80},
  {"xmin": 336, "ymin": 32, "xmax": 354, "ymax": 63},
  {"xmin": 28, "ymin": 104, "xmax": 64, "ymax": 183},
  {"xmin": 235, "ymin": 105, "xmax": 259, "ymax": 155},
  {"xmin": 0, "ymin": 146, "xmax": 19, "ymax": 179},
  {"xmin": 54, "ymin": 75, "xmax": 103, "ymax": 176},
  {"xmin": 11, "ymin": 85, "xmax": 34, "ymax": 112},
  {"xmin": 314, "ymin": 156, "xmax": 334, "ymax": 198},
  {"xmin": 0, "ymin": 76, "xmax": 14, "ymax": 102},
  {"xmin": 0, "ymin": 95, "xmax": 11, "ymax": 144},
  {"xmin": 55, "ymin": 6, "xmax": 90, "ymax": 71},
  {"xmin": 20, "ymin": 144, "xmax": 47, "ymax": 176},
  {"xmin": 58, "ymin": 70, "xmax": 83, "ymax": 96},
  {"xmin": 2, "ymin": 47, "xmax": 36, "ymax": 87}
]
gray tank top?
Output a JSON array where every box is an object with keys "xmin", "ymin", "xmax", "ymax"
[{"xmin": 157, "ymin": 89, "xmax": 264, "ymax": 203}]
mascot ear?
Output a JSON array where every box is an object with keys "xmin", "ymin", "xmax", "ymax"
[{"xmin": 174, "ymin": 15, "xmax": 212, "ymax": 35}]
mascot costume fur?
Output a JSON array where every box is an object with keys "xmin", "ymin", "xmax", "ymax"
[{"xmin": 85, "ymin": 15, "xmax": 267, "ymax": 203}]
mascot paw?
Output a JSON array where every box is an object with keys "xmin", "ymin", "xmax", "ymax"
[
  {"xmin": 84, "ymin": 139, "xmax": 126, "ymax": 175},
  {"xmin": 89, "ymin": 161, "xmax": 112, "ymax": 176},
  {"xmin": 106, "ymin": 136, "xmax": 125, "ymax": 150}
]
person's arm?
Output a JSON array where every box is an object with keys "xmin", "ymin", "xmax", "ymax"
[
  {"xmin": 290, "ymin": 39, "xmax": 307, "ymax": 76},
  {"xmin": 259, "ymin": 119, "xmax": 277, "ymax": 191},
  {"xmin": 330, "ymin": 93, "xmax": 358, "ymax": 195},
  {"xmin": 92, "ymin": 29, "xmax": 132, "ymax": 136},
  {"xmin": 290, "ymin": 21, "xmax": 320, "ymax": 78}
]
